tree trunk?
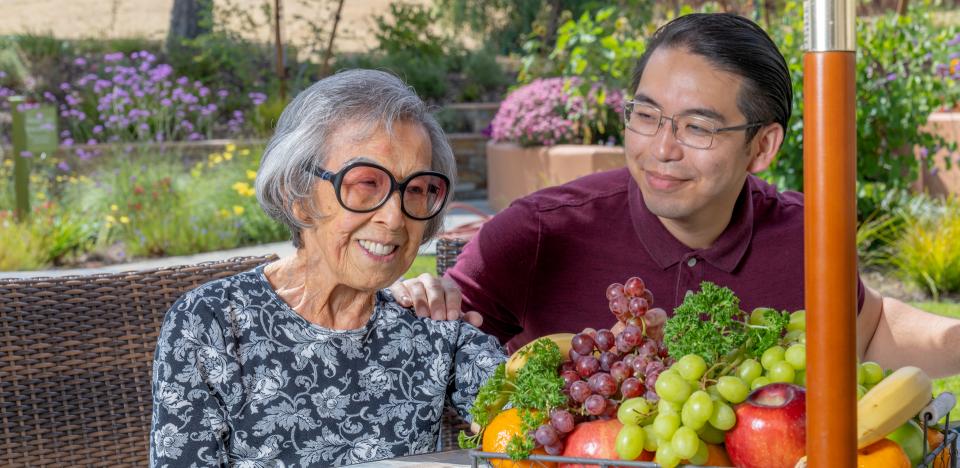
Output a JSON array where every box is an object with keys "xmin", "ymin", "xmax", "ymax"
[
  {"xmin": 320, "ymin": 0, "xmax": 345, "ymax": 77},
  {"xmin": 166, "ymin": 0, "xmax": 213, "ymax": 51}
]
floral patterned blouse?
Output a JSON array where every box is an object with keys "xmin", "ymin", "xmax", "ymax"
[{"xmin": 149, "ymin": 265, "xmax": 505, "ymax": 467}]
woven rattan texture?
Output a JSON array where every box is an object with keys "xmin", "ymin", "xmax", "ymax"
[
  {"xmin": 0, "ymin": 255, "xmax": 276, "ymax": 467},
  {"xmin": 436, "ymin": 237, "xmax": 470, "ymax": 451}
]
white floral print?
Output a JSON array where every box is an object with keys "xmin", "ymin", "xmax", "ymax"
[{"xmin": 149, "ymin": 266, "xmax": 505, "ymax": 467}]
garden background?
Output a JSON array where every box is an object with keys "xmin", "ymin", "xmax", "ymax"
[{"xmin": 2, "ymin": 0, "xmax": 960, "ymax": 416}]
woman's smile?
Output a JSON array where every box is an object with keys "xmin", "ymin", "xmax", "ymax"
[{"xmin": 357, "ymin": 239, "xmax": 400, "ymax": 261}]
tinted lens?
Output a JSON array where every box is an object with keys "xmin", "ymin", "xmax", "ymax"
[
  {"xmin": 339, "ymin": 165, "xmax": 391, "ymax": 211},
  {"xmin": 402, "ymin": 174, "xmax": 448, "ymax": 218}
]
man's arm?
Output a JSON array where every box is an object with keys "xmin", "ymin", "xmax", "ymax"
[{"xmin": 858, "ymin": 286, "xmax": 960, "ymax": 378}]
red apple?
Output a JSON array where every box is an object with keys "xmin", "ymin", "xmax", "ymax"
[
  {"xmin": 725, "ymin": 383, "xmax": 806, "ymax": 468},
  {"xmin": 559, "ymin": 419, "xmax": 653, "ymax": 468}
]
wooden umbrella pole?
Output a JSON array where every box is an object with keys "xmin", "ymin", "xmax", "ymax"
[{"xmin": 803, "ymin": 0, "xmax": 858, "ymax": 466}]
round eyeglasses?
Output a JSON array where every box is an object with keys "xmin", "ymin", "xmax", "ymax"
[
  {"xmin": 623, "ymin": 100, "xmax": 764, "ymax": 150},
  {"xmin": 310, "ymin": 161, "xmax": 450, "ymax": 220}
]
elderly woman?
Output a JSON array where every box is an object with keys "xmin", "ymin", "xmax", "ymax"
[{"xmin": 149, "ymin": 69, "xmax": 505, "ymax": 467}]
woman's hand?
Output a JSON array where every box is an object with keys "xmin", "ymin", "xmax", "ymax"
[{"xmin": 390, "ymin": 274, "xmax": 483, "ymax": 327}]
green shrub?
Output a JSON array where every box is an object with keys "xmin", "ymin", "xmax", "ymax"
[
  {"xmin": 763, "ymin": 1, "xmax": 958, "ymax": 193},
  {"xmin": 334, "ymin": 2, "xmax": 507, "ymax": 104},
  {"xmin": 0, "ymin": 217, "xmax": 47, "ymax": 270},
  {"xmin": 892, "ymin": 197, "xmax": 960, "ymax": 299}
]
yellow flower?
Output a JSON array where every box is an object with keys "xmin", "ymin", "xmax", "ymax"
[
  {"xmin": 111, "ymin": 204, "xmax": 119, "ymax": 212},
  {"xmin": 119, "ymin": 216, "xmax": 130, "ymax": 224},
  {"xmin": 226, "ymin": 143, "xmax": 237, "ymax": 152},
  {"xmin": 232, "ymin": 181, "xmax": 251, "ymax": 195},
  {"xmin": 3, "ymin": 159, "xmax": 12, "ymax": 167},
  {"xmin": 233, "ymin": 205, "xmax": 245, "ymax": 216},
  {"xmin": 56, "ymin": 175, "xmax": 63, "ymax": 182},
  {"xmin": 219, "ymin": 208, "xmax": 230, "ymax": 218},
  {"xmin": 213, "ymin": 155, "xmax": 223, "ymax": 164},
  {"xmin": 224, "ymin": 153, "xmax": 233, "ymax": 161},
  {"xmin": 240, "ymin": 149, "xmax": 250, "ymax": 156},
  {"xmin": 246, "ymin": 170, "xmax": 257, "ymax": 180},
  {"xmin": 36, "ymin": 192, "xmax": 46, "ymax": 200},
  {"xmin": 105, "ymin": 215, "xmax": 116, "ymax": 223},
  {"xmin": 208, "ymin": 152, "xmax": 221, "ymax": 160}
]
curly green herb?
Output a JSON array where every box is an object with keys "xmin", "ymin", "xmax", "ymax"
[
  {"xmin": 459, "ymin": 338, "xmax": 566, "ymax": 460},
  {"xmin": 664, "ymin": 281, "xmax": 789, "ymax": 371}
]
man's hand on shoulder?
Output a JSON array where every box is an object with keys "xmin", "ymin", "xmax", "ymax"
[{"xmin": 390, "ymin": 273, "xmax": 483, "ymax": 328}]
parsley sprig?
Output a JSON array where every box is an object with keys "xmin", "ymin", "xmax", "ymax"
[
  {"xmin": 664, "ymin": 281, "xmax": 789, "ymax": 378},
  {"xmin": 459, "ymin": 338, "xmax": 567, "ymax": 460}
]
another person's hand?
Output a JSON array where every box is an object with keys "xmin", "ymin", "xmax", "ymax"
[{"xmin": 390, "ymin": 273, "xmax": 483, "ymax": 327}]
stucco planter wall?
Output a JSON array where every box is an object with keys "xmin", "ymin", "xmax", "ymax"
[
  {"xmin": 486, "ymin": 141, "xmax": 626, "ymax": 211},
  {"xmin": 916, "ymin": 112, "xmax": 960, "ymax": 197}
]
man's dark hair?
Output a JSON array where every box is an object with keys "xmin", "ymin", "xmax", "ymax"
[{"xmin": 630, "ymin": 13, "xmax": 792, "ymax": 142}]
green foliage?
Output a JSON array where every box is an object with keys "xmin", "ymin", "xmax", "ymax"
[
  {"xmin": 0, "ymin": 218, "xmax": 47, "ymax": 270},
  {"xmin": 0, "ymin": 144, "xmax": 288, "ymax": 270},
  {"xmin": 762, "ymin": 2, "xmax": 959, "ymax": 192},
  {"xmin": 335, "ymin": 3, "xmax": 507, "ymax": 103},
  {"xmin": 458, "ymin": 48, "xmax": 510, "ymax": 102},
  {"xmin": 435, "ymin": 0, "xmax": 654, "ymax": 55},
  {"xmin": 373, "ymin": 3, "xmax": 449, "ymax": 57},
  {"xmin": 519, "ymin": 7, "xmax": 645, "ymax": 91},
  {"xmin": 891, "ymin": 196, "xmax": 960, "ymax": 299},
  {"xmin": 0, "ymin": 38, "xmax": 30, "ymax": 88}
]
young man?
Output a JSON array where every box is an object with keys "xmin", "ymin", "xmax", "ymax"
[{"xmin": 392, "ymin": 13, "xmax": 960, "ymax": 378}]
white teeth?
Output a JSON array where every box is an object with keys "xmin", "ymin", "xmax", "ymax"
[{"xmin": 358, "ymin": 240, "xmax": 397, "ymax": 256}]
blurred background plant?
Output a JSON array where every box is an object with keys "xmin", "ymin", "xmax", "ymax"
[{"xmin": 763, "ymin": 0, "xmax": 960, "ymax": 195}]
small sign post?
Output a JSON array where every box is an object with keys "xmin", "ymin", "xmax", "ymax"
[{"xmin": 9, "ymin": 96, "xmax": 58, "ymax": 221}]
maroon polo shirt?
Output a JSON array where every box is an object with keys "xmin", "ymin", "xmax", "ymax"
[{"xmin": 446, "ymin": 168, "xmax": 865, "ymax": 352}]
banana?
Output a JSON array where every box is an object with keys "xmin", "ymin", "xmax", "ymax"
[
  {"xmin": 505, "ymin": 333, "xmax": 575, "ymax": 379},
  {"xmin": 857, "ymin": 366, "xmax": 933, "ymax": 449}
]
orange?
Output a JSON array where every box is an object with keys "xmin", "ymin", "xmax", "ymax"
[
  {"xmin": 926, "ymin": 427, "xmax": 951, "ymax": 467},
  {"xmin": 857, "ymin": 439, "xmax": 910, "ymax": 468},
  {"xmin": 703, "ymin": 443, "xmax": 733, "ymax": 466},
  {"xmin": 481, "ymin": 408, "xmax": 556, "ymax": 468},
  {"xmin": 681, "ymin": 443, "xmax": 732, "ymax": 467}
]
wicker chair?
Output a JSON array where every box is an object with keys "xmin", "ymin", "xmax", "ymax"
[{"xmin": 0, "ymin": 255, "xmax": 276, "ymax": 467}]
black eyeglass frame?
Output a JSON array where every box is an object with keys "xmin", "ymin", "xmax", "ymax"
[
  {"xmin": 623, "ymin": 100, "xmax": 766, "ymax": 150},
  {"xmin": 309, "ymin": 160, "xmax": 451, "ymax": 221}
]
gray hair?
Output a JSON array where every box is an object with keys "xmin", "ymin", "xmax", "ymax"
[{"xmin": 255, "ymin": 69, "xmax": 456, "ymax": 248}]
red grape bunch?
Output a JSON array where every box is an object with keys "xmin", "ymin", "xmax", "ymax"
[
  {"xmin": 532, "ymin": 277, "xmax": 672, "ymax": 455},
  {"xmin": 607, "ymin": 276, "xmax": 668, "ymax": 341}
]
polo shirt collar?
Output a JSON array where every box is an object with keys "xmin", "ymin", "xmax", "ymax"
[{"xmin": 628, "ymin": 175, "xmax": 754, "ymax": 273}]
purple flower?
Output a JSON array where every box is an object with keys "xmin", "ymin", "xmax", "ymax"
[
  {"xmin": 19, "ymin": 150, "xmax": 33, "ymax": 158},
  {"xmin": 87, "ymin": 138, "xmax": 97, "ymax": 145},
  {"xmin": 58, "ymin": 161, "xmax": 71, "ymax": 171},
  {"xmin": 104, "ymin": 52, "xmax": 124, "ymax": 62},
  {"xmin": 60, "ymin": 82, "xmax": 71, "ymax": 91},
  {"xmin": 73, "ymin": 57, "xmax": 87, "ymax": 67},
  {"xmin": 919, "ymin": 147, "xmax": 929, "ymax": 159},
  {"xmin": 249, "ymin": 92, "xmax": 268, "ymax": 106},
  {"xmin": 188, "ymin": 132, "xmax": 202, "ymax": 141},
  {"xmin": 93, "ymin": 125, "xmax": 103, "ymax": 134},
  {"xmin": 0, "ymin": 70, "xmax": 5, "ymax": 78},
  {"xmin": 886, "ymin": 72, "xmax": 897, "ymax": 81},
  {"xmin": 160, "ymin": 98, "xmax": 172, "ymax": 107},
  {"xmin": 217, "ymin": 89, "xmax": 229, "ymax": 98},
  {"xmin": 176, "ymin": 77, "xmax": 189, "ymax": 86},
  {"xmin": 62, "ymin": 138, "xmax": 74, "ymax": 147}
]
